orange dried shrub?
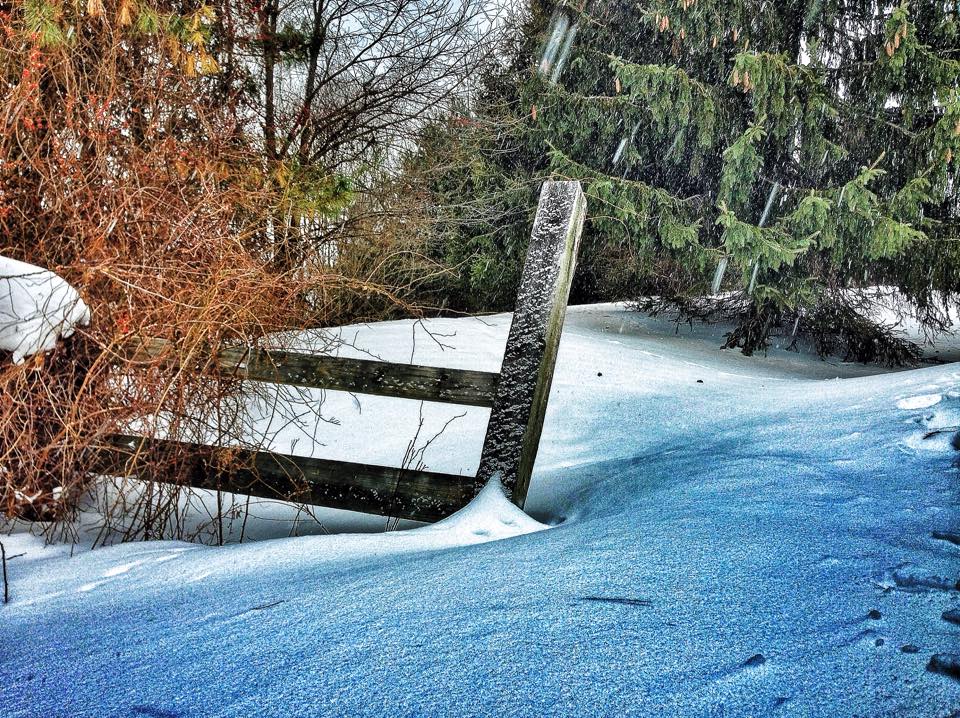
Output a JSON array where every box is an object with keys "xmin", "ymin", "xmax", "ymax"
[{"xmin": 0, "ymin": 1, "xmax": 415, "ymax": 539}]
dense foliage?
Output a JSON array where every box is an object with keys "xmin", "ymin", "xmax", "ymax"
[{"xmin": 420, "ymin": 0, "xmax": 960, "ymax": 359}]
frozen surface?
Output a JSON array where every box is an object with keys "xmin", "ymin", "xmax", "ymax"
[
  {"xmin": 2, "ymin": 303, "xmax": 959, "ymax": 717},
  {"xmin": 0, "ymin": 256, "xmax": 90, "ymax": 364}
]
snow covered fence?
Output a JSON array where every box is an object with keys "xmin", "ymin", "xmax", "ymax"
[{"xmin": 95, "ymin": 181, "xmax": 586, "ymax": 522}]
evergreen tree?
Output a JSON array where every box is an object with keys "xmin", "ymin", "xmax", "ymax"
[{"xmin": 423, "ymin": 0, "xmax": 960, "ymax": 361}]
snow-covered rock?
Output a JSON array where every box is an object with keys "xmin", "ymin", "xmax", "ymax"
[{"xmin": 0, "ymin": 256, "xmax": 90, "ymax": 364}]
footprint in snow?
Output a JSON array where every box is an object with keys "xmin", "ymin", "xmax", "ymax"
[
  {"xmin": 709, "ymin": 653, "xmax": 774, "ymax": 684},
  {"xmin": 927, "ymin": 654, "xmax": 960, "ymax": 682},
  {"xmin": 942, "ymin": 609, "xmax": 960, "ymax": 626},
  {"xmin": 932, "ymin": 531, "xmax": 960, "ymax": 547},
  {"xmin": 898, "ymin": 390, "xmax": 960, "ymax": 453},
  {"xmin": 874, "ymin": 565, "xmax": 960, "ymax": 594}
]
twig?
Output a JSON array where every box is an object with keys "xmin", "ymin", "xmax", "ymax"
[
  {"xmin": 923, "ymin": 426, "xmax": 959, "ymax": 440},
  {"xmin": 1, "ymin": 540, "xmax": 8, "ymax": 604}
]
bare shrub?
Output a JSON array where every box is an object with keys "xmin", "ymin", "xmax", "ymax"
[{"xmin": 0, "ymin": 0, "xmax": 433, "ymax": 542}]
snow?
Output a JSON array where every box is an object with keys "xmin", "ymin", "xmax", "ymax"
[
  {"xmin": 0, "ymin": 256, "xmax": 90, "ymax": 364},
  {"xmin": 429, "ymin": 475, "xmax": 548, "ymax": 539},
  {"xmin": 896, "ymin": 393, "xmax": 942, "ymax": 410},
  {"xmin": 2, "ymin": 303, "xmax": 960, "ymax": 717}
]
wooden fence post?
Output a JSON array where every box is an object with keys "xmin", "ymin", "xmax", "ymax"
[{"xmin": 476, "ymin": 180, "xmax": 586, "ymax": 507}]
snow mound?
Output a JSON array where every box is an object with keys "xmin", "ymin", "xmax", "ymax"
[
  {"xmin": 0, "ymin": 256, "xmax": 90, "ymax": 364},
  {"xmin": 896, "ymin": 393, "xmax": 942, "ymax": 410},
  {"xmin": 427, "ymin": 475, "xmax": 549, "ymax": 542}
]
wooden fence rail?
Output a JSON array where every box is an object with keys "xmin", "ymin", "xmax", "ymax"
[
  {"xmin": 124, "ymin": 338, "xmax": 501, "ymax": 408},
  {"xmin": 98, "ymin": 180, "xmax": 587, "ymax": 522},
  {"xmin": 93, "ymin": 435, "xmax": 474, "ymax": 522}
]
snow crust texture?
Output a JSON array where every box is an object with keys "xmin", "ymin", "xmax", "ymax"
[{"xmin": 1, "ymin": 304, "xmax": 959, "ymax": 717}]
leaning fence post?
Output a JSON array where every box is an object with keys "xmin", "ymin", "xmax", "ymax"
[{"xmin": 476, "ymin": 180, "xmax": 586, "ymax": 507}]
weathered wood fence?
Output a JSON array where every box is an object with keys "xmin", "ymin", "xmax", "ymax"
[{"xmin": 95, "ymin": 181, "xmax": 586, "ymax": 523}]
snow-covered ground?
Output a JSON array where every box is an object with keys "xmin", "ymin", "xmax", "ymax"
[{"xmin": 1, "ymin": 304, "xmax": 959, "ymax": 717}]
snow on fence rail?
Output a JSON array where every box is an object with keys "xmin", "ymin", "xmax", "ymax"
[{"xmin": 93, "ymin": 181, "xmax": 587, "ymax": 523}]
